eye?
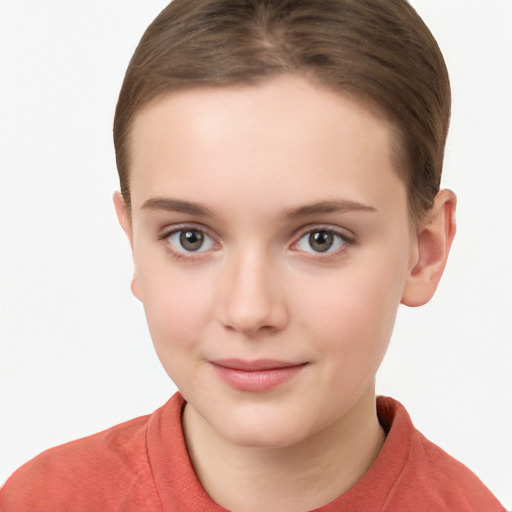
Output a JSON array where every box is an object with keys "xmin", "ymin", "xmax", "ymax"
[
  {"xmin": 294, "ymin": 229, "xmax": 350, "ymax": 254},
  {"xmin": 167, "ymin": 229, "xmax": 216, "ymax": 253}
]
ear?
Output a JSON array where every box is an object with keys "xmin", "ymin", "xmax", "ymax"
[
  {"xmin": 113, "ymin": 191, "xmax": 141, "ymax": 301},
  {"xmin": 401, "ymin": 189, "xmax": 457, "ymax": 307},
  {"xmin": 113, "ymin": 191, "xmax": 133, "ymax": 245}
]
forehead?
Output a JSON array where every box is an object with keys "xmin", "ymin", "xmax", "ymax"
[{"xmin": 128, "ymin": 75, "xmax": 406, "ymax": 217}]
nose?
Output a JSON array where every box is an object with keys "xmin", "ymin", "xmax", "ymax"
[{"xmin": 218, "ymin": 249, "xmax": 288, "ymax": 336}]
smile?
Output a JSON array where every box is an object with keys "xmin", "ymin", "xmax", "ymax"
[{"xmin": 210, "ymin": 359, "xmax": 308, "ymax": 392}]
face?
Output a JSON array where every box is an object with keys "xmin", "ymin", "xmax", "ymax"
[{"xmin": 122, "ymin": 75, "xmax": 418, "ymax": 448}]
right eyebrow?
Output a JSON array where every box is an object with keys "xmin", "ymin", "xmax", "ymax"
[{"xmin": 141, "ymin": 197, "xmax": 212, "ymax": 216}]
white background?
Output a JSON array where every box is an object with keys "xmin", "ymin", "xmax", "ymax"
[{"xmin": 1, "ymin": 0, "xmax": 511, "ymax": 507}]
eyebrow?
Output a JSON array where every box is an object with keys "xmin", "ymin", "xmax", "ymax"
[
  {"xmin": 140, "ymin": 197, "xmax": 377, "ymax": 219},
  {"xmin": 282, "ymin": 200, "xmax": 377, "ymax": 220},
  {"xmin": 141, "ymin": 197, "xmax": 212, "ymax": 216}
]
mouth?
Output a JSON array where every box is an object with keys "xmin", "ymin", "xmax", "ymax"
[{"xmin": 210, "ymin": 359, "xmax": 308, "ymax": 392}]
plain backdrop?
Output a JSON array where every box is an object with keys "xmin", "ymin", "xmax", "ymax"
[{"xmin": 1, "ymin": 0, "xmax": 511, "ymax": 507}]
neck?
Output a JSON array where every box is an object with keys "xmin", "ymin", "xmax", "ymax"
[{"xmin": 182, "ymin": 383, "xmax": 386, "ymax": 512}]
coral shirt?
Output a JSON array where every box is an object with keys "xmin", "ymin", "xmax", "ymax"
[{"xmin": 0, "ymin": 393, "xmax": 504, "ymax": 512}]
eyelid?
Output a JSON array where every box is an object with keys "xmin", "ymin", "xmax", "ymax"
[
  {"xmin": 157, "ymin": 223, "xmax": 221, "ymax": 259},
  {"xmin": 156, "ymin": 223, "xmax": 354, "ymax": 261},
  {"xmin": 291, "ymin": 224, "xmax": 355, "ymax": 244},
  {"xmin": 157, "ymin": 222, "xmax": 218, "ymax": 241},
  {"xmin": 289, "ymin": 224, "xmax": 355, "ymax": 255}
]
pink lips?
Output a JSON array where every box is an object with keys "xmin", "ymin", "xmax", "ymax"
[{"xmin": 210, "ymin": 359, "xmax": 308, "ymax": 392}]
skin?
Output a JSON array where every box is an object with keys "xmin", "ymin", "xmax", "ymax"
[{"xmin": 114, "ymin": 75, "xmax": 456, "ymax": 512}]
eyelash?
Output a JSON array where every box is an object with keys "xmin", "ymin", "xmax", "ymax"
[
  {"xmin": 157, "ymin": 224, "xmax": 219, "ymax": 262},
  {"xmin": 158, "ymin": 224, "xmax": 355, "ymax": 262},
  {"xmin": 291, "ymin": 226, "xmax": 355, "ymax": 259}
]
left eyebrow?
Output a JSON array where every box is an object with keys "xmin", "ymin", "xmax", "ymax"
[{"xmin": 282, "ymin": 200, "xmax": 377, "ymax": 220}]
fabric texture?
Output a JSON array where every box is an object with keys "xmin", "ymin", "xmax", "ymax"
[{"xmin": 0, "ymin": 393, "xmax": 504, "ymax": 512}]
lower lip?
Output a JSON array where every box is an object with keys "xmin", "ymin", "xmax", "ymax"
[{"xmin": 211, "ymin": 363, "xmax": 307, "ymax": 392}]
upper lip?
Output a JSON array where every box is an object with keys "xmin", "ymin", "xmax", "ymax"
[{"xmin": 210, "ymin": 358, "xmax": 307, "ymax": 371}]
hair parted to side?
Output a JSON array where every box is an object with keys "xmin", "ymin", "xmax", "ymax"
[{"xmin": 114, "ymin": 0, "xmax": 451, "ymax": 221}]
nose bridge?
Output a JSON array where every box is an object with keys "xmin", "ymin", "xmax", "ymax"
[{"xmin": 220, "ymin": 243, "xmax": 287, "ymax": 335}]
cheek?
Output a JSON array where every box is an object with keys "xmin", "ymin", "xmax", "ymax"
[
  {"xmin": 298, "ymin": 259, "xmax": 406, "ymax": 365},
  {"xmin": 138, "ymin": 270, "xmax": 219, "ymax": 393},
  {"xmin": 136, "ymin": 263, "xmax": 217, "ymax": 357}
]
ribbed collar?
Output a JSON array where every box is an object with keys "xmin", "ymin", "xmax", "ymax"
[{"xmin": 147, "ymin": 393, "xmax": 411, "ymax": 512}]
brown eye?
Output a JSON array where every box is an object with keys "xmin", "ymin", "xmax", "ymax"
[
  {"xmin": 166, "ymin": 229, "xmax": 215, "ymax": 253},
  {"xmin": 179, "ymin": 230, "xmax": 204, "ymax": 251},
  {"xmin": 295, "ymin": 229, "xmax": 350, "ymax": 254},
  {"xmin": 308, "ymin": 231, "xmax": 334, "ymax": 252}
]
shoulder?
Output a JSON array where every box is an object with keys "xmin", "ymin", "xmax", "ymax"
[
  {"xmin": 0, "ymin": 408, "xmax": 165, "ymax": 512},
  {"xmin": 377, "ymin": 396, "xmax": 505, "ymax": 512}
]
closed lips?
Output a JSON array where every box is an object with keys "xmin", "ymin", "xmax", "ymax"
[{"xmin": 210, "ymin": 359, "xmax": 309, "ymax": 392}]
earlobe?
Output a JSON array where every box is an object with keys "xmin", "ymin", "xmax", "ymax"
[
  {"xmin": 401, "ymin": 189, "xmax": 457, "ymax": 307},
  {"xmin": 131, "ymin": 274, "xmax": 141, "ymax": 301}
]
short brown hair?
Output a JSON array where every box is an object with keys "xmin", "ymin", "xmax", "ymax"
[{"xmin": 114, "ymin": 0, "xmax": 450, "ymax": 220}]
